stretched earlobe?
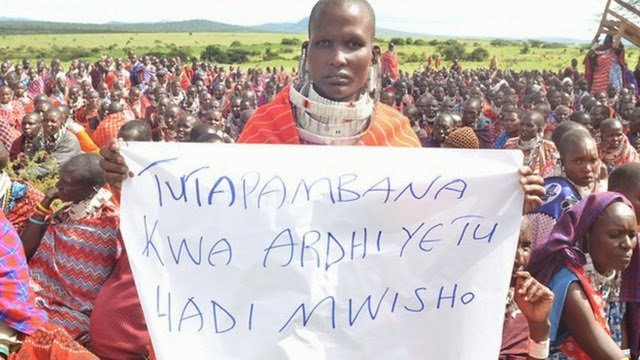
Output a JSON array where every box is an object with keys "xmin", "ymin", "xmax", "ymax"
[
  {"xmin": 368, "ymin": 45, "xmax": 382, "ymax": 101},
  {"xmin": 296, "ymin": 41, "xmax": 310, "ymax": 86}
]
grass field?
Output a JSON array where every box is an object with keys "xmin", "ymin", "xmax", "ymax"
[{"xmin": 1, "ymin": 32, "xmax": 638, "ymax": 74}]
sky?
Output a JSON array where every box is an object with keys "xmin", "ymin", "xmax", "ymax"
[{"xmin": 0, "ymin": 0, "xmax": 609, "ymax": 41}]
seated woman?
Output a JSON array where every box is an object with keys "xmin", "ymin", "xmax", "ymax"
[
  {"xmin": 599, "ymin": 118, "xmax": 639, "ymax": 174},
  {"xmin": 500, "ymin": 217, "xmax": 554, "ymax": 360},
  {"xmin": 528, "ymin": 192, "xmax": 637, "ymax": 358},
  {"xmin": 527, "ymin": 128, "xmax": 605, "ymax": 246},
  {"xmin": 20, "ymin": 153, "xmax": 119, "ymax": 346},
  {"xmin": 504, "ymin": 111, "xmax": 558, "ymax": 178}
]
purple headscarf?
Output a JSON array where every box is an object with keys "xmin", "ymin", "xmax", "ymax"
[{"xmin": 527, "ymin": 192, "xmax": 635, "ymax": 286}]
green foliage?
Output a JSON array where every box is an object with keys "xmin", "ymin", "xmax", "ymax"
[
  {"xmin": 200, "ymin": 45, "xmax": 228, "ymax": 63},
  {"xmin": 429, "ymin": 39, "xmax": 439, "ymax": 46},
  {"xmin": 520, "ymin": 42, "xmax": 530, "ymax": 54},
  {"xmin": 413, "ymin": 39, "xmax": 427, "ymax": 46},
  {"xmin": 263, "ymin": 48, "xmax": 281, "ymax": 61},
  {"xmin": 230, "ymin": 41, "xmax": 242, "ymax": 47},
  {"xmin": 466, "ymin": 47, "xmax": 489, "ymax": 62},
  {"xmin": 541, "ymin": 42, "xmax": 566, "ymax": 49},
  {"xmin": 438, "ymin": 43, "xmax": 466, "ymax": 61},
  {"xmin": 405, "ymin": 37, "xmax": 414, "ymax": 45},
  {"xmin": 229, "ymin": 49, "xmax": 253, "ymax": 63},
  {"xmin": 390, "ymin": 37, "xmax": 406, "ymax": 45},
  {"xmin": 6, "ymin": 151, "xmax": 59, "ymax": 193},
  {"xmin": 528, "ymin": 40, "xmax": 544, "ymax": 48},
  {"xmin": 490, "ymin": 39, "xmax": 517, "ymax": 47},
  {"xmin": 398, "ymin": 52, "xmax": 422, "ymax": 63},
  {"xmin": 280, "ymin": 38, "xmax": 301, "ymax": 46}
]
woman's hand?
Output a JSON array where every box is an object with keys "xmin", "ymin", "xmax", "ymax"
[
  {"xmin": 514, "ymin": 271, "xmax": 553, "ymax": 327},
  {"xmin": 99, "ymin": 139, "xmax": 132, "ymax": 189},
  {"xmin": 519, "ymin": 167, "xmax": 545, "ymax": 213}
]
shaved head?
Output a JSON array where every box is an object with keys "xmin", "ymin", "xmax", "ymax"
[
  {"xmin": 309, "ymin": 0, "xmax": 376, "ymax": 38},
  {"xmin": 558, "ymin": 129, "xmax": 596, "ymax": 158},
  {"xmin": 600, "ymin": 118, "xmax": 621, "ymax": 133}
]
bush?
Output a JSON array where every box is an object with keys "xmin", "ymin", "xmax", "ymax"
[
  {"xmin": 520, "ymin": 43, "xmax": 530, "ymax": 54},
  {"xmin": 413, "ymin": 39, "xmax": 427, "ymax": 46},
  {"xmin": 281, "ymin": 38, "xmax": 302, "ymax": 46},
  {"xmin": 201, "ymin": 45, "xmax": 228, "ymax": 63},
  {"xmin": 230, "ymin": 41, "xmax": 242, "ymax": 47},
  {"xmin": 490, "ymin": 39, "xmax": 514, "ymax": 47},
  {"xmin": 438, "ymin": 43, "xmax": 466, "ymax": 61},
  {"xmin": 263, "ymin": 48, "xmax": 281, "ymax": 61},
  {"xmin": 227, "ymin": 49, "xmax": 252, "ymax": 63},
  {"xmin": 466, "ymin": 47, "xmax": 489, "ymax": 62},
  {"xmin": 405, "ymin": 37, "xmax": 414, "ymax": 45},
  {"xmin": 429, "ymin": 39, "xmax": 439, "ymax": 46},
  {"xmin": 528, "ymin": 40, "xmax": 544, "ymax": 48},
  {"xmin": 541, "ymin": 42, "xmax": 566, "ymax": 49},
  {"xmin": 405, "ymin": 52, "xmax": 421, "ymax": 62},
  {"xmin": 390, "ymin": 37, "xmax": 406, "ymax": 46}
]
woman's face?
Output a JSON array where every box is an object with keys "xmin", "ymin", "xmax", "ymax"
[
  {"xmin": 307, "ymin": 1, "xmax": 374, "ymax": 102},
  {"xmin": 519, "ymin": 117, "xmax": 539, "ymax": 141},
  {"xmin": 587, "ymin": 202, "xmax": 637, "ymax": 273},
  {"xmin": 562, "ymin": 139, "xmax": 600, "ymax": 187}
]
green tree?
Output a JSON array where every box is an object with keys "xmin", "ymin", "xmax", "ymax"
[
  {"xmin": 466, "ymin": 47, "xmax": 489, "ymax": 61},
  {"xmin": 390, "ymin": 37, "xmax": 406, "ymax": 45},
  {"xmin": 201, "ymin": 45, "xmax": 228, "ymax": 63},
  {"xmin": 438, "ymin": 43, "xmax": 466, "ymax": 61}
]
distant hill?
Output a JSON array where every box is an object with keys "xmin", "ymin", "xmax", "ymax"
[
  {"xmin": 251, "ymin": 17, "xmax": 308, "ymax": 33},
  {"xmin": 0, "ymin": 18, "xmax": 249, "ymax": 35},
  {"xmin": 250, "ymin": 16, "xmax": 429, "ymax": 38},
  {"xmin": 0, "ymin": 17, "xmax": 586, "ymax": 43}
]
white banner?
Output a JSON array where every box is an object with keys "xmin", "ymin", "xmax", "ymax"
[{"xmin": 120, "ymin": 142, "xmax": 524, "ymax": 360}]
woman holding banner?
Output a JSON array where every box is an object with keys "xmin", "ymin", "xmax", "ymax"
[{"xmin": 97, "ymin": 0, "xmax": 547, "ymax": 357}]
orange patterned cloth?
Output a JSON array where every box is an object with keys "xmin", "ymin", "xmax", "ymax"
[
  {"xmin": 91, "ymin": 112, "xmax": 129, "ymax": 148},
  {"xmin": 238, "ymin": 85, "xmax": 420, "ymax": 147},
  {"xmin": 10, "ymin": 323, "xmax": 98, "ymax": 359}
]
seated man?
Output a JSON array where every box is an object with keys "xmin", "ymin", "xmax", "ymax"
[
  {"xmin": 21, "ymin": 153, "xmax": 119, "ymax": 346},
  {"xmin": 21, "ymin": 108, "xmax": 80, "ymax": 179}
]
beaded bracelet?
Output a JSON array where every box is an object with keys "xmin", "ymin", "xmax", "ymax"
[
  {"xmin": 36, "ymin": 203, "xmax": 52, "ymax": 215},
  {"xmin": 28, "ymin": 217, "xmax": 47, "ymax": 226}
]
